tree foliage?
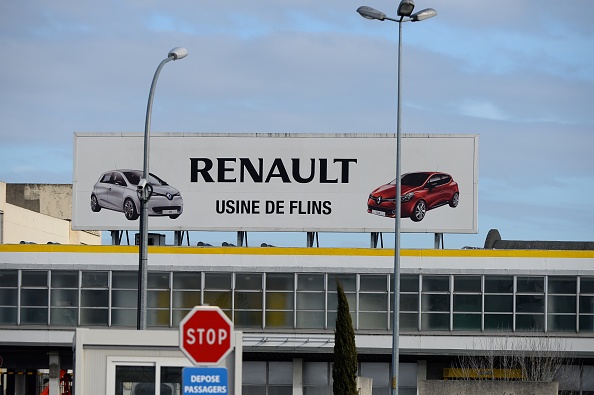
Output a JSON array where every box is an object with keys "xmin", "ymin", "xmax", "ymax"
[{"xmin": 332, "ymin": 280, "xmax": 358, "ymax": 395}]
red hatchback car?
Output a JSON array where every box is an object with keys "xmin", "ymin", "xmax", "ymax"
[{"xmin": 367, "ymin": 172, "xmax": 459, "ymax": 222}]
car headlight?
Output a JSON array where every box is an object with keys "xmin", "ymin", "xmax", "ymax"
[{"xmin": 401, "ymin": 192, "xmax": 414, "ymax": 202}]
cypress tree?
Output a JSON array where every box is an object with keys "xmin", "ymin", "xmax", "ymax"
[{"xmin": 332, "ymin": 280, "xmax": 358, "ymax": 395}]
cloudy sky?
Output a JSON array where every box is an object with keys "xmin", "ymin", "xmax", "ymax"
[{"xmin": 1, "ymin": 1, "xmax": 593, "ymax": 249}]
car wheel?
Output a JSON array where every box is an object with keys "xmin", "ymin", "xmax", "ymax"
[
  {"xmin": 449, "ymin": 192, "xmax": 459, "ymax": 208},
  {"xmin": 90, "ymin": 194, "xmax": 101, "ymax": 212},
  {"xmin": 123, "ymin": 198, "xmax": 139, "ymax": 220},
  {"xmin": 411, "ymin": 200, "xmax": 426, "ymax": 222},
  {"xmin": 169, "ymin": 214, "xmax": 180, "ymax": 219}
]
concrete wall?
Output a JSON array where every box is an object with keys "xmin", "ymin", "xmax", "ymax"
[
  {"xmin": 0, "ymin": 181, "xmax": 100, "ymax": 245},
  {"xmin": 418, "ymin": 380, "xmax": 558, "ymax": 395},
  {"xmin": 5, "ymin": 183, "xmax": 72, "ymax": 220}
]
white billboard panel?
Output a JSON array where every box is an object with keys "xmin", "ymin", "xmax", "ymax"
[{"xmin": 73, "ymin": 133, "xmax": 478, "ymax": 233}]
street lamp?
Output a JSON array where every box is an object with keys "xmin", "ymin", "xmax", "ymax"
[
  {"xmin": 138, "ymin": 46, "xmax": 188, "ymax": 330},
  {"xmin": 356, "ymin": 2, "xmax": 435, "ymax": 394}
]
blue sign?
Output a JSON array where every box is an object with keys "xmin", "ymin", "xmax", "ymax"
[{"xmin": 182, "ymin": 367, "xmax": 228, "ymax": 395}]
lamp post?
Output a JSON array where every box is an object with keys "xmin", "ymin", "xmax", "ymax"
[
  {"xmin": 356, "ymin": 2, "xmax": 436, "ymax": 394},
  {"xmin": 138, "ymin": 47, "xmax": 188, "ymax": 330}
]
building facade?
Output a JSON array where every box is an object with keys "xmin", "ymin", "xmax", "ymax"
[{"xmin": 1, "ymin": 244, "xmax": 594, "ymax": 394}]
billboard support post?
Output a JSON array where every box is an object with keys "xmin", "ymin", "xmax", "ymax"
[
  {"xmin": 137, "ymin": 47, "xmax": 187, "ymax": 330},
  {"xmin": 356, "ymin": 3, "xmax": 437, "ymax": 394}
]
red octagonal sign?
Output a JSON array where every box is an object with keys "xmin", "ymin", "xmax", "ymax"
[{"xmin": 179, "ymin": 306, "xmax": 234, "ymax": 365}]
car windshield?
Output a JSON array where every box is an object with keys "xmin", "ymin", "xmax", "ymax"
[
  {"xmin": 123, "ymin": 171, "xmax": 168, "ymax": 186},
  {"xmin": 398, "ymin": 173, "xmax": 431, "ymax": 187}
]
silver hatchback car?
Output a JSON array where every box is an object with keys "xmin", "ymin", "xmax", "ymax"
[{"xmin": 90, "ymin": 170, "xmax": 183, "ymax": 220}]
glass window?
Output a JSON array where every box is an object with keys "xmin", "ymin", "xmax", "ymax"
[
  {"xmin": 148, "ymin": 272, "xmax": 169, "ymax": 289},
  {"xmin": 360, "ymin": 275, "xmax": 387, "ymax": 292},
  {"xmin": 50, "ymin": 270, "xmax": 79, "ymax": 326},
  {"xmin": 204, "ymin": 291, "xmax": 232, "ymax": 310},
  {"xmin": 516, "ymin": 295, "xmax": 544, "ymax": 313},
  {"xmin": 81, "ymin": 289, "xmax": 108, "ymax": 307},
  {"xmin": 236, "ymin": 273, "xmax": 262, "ymax": 290},
  {"xmin": 51, "ymin": 307, "xmax": 77, "ymax": 326},
  {"xmin": 115, "ymin": 366, "xmax": 155, "ymax": 395},
  {"xmin": 400, "ymin": 294, "xmax": 418, "ymax": 312},
  {"xmin": 400, "ymin": 274, "xmax": 419, "ymax": 292},
  {"xmin": 548, "ymin": 314, "xmax": 576, "ymax": 332},
  {"xmin": 485, "ymin": 295, "xmax": 512, "ymax": 312},
  {"xmin": 580, "ymin": 296, "xmax": 594, "ymax": 314},
  {"xmin": 579, "ymin": 277, "xmax": 594, "ymax": 333},
  {"xmin": 173, "ymin": 272, "xmax": 201, "ymax": 289},
  {"xmin": 421, "ymin": 313, "xmax": 449, "ymax": 331},
  {"xmin": 21, "ymin": 308, "xmax": 48, "ymax": 325},
  {"xmin": 548, "ymin": 295, "xmax": 576, "ymax": 314},
  {"xmin": 243, "ymin": 361, "xmax": 267, "ymax": 386},
  {"xmin": 303, "ymin": 361, "xmax": 330, "ymax": 395},
  {"xmin": 205, "ymin": 273, "xmax": 231, "ymax": 289},
  {"xmin": 581, "ymin": 277, "xmax": 594, "ymax": 293},
  {"xmin": 266, "ymin": 273, "xmax": 294, "ymax": 291},
  {"xmin": 22, "ymin": 271, "xmax": 47, "ymax": 287},
  {"xmin": 400, "ymin": 312, "xmax": 418, "ymax": 331},
  {"xmin": 51, "ymin": 271, "xmax": 78, "ymax": 288},
  {"xmin": 484, "ymin": 275, "xmax": 513, "ymax": 332},
  {"xmin": 235, "ymin": 273, "xmax": 263, "ymax": 328},
  {"xmin": 0, "ymin": 270, "xmax": 18, "ymax": 287},
  {"xmin": 113, "ymin": 271, "xmax": 138, "ymax": 289},
  {"xmin": 421, "ymin": 294, "xmax": 449, "ymax": 312},
  {"xmin": 161, "ymin": 367, "xmax": 182, "ymax": 395},
  {"xmin": 359, "ymin": 274, "xmax": 389, "ymax": 330},
  {"xmin": 269, "ymin": 362, "xmax": 292, "ymax": 385},
  {"xmin": 484, "ymin": 276, "xmax": 513, "ymax": 293},
  {"xmin": 328, "ymin": 274, "xmax": 356, "ymax": 292},
  {"xmin": 361, "ymin": 362, "xmax": 390, "ymax": 394},
  {"xmin": 243, "ymin": 361, "xmax": 292, "ymax": 395},
  {"xmin": 204, "ymin": 273, "xmax": 231, "ymax": 313},
  {"xmin": 112, "ymin": 271, "xmax": 137, "ymax": 327},
  {"xmin": 21, "ymin": 270, "xmax": 49, "ymax": 324},
  {"xmin": 453, "ymin": 294, "xmax": 481, "ymax": 312},
  {"xmin": 453, "ymin": 313, "xmax": 481, "ymax": 330},
  {"xmin": 82, "ymin": 271, "xmax": 108, "ymax": 288},
  {"xmin": 148, "ymin": 272, "xmax": 170, "ymax": 327},
  {"xmin": 296, "ymin": 274, "xmax": 326, "ymax": 329},
  {"xmin": 81, "ymin": 271, "xmax": 108, "ymax": 326},
  {"xmin": 0, "ymin": 307, "xmax": 17, "ymax": 324},
  {"xmin": 21, "ymin": 289, "xmax": 48, "ymax": 306},
  {"xmin": 454, "ymin": 276, "xmax": 481, "ymax": 293},
  {"xmin": 172, "ymin": 272, "xmax": 201, "ymax": 326},
  {"xmin": 484, "ymin": 314, "xmax": 513, "ymax": 331},
  {"xmin": 297, "ymin": 292, "xmax": 325, "ymax": 310},
  {"xmin": 517, "ymin": 277, "xmax": 544, "ymax": 293},
  {"xmin": 298, "ymin": 274, "xmax": 325, "ymax": 291},
  {"xmin": 0, "ymin": 289, "xmax": 17, "ymax": 306},
  {"xmin": 422, "ymin": 276, "xmax": 449, "ymax": 292},
  {"xmin": 50, "ymin": 289, "xmax": 78, "ymax": 308},
  {"xmin": 549, "ymin": 277, "xmax": 576, "ymax": 294},
  {"xmin": 266, "ymin": 292, "xmax": 294, "ymax": 329},
  {"xmin": 360, "ymin": 293, "xmax": 388, "ymax": 311},
  {"xmin": 516, "ymin": 314, "xmax": 544, "ymax": 331}
]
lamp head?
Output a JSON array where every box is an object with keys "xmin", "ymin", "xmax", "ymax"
[
  {"xmin": 356, "ymin": 6, "xmax": 386, "ymax": 21},
  {"xmin": 411, "ymin": 8, "xmax": 437, "ymax": 21},
  {"xmin": 168, "ymin": 47, "xmax": 188, "ymax": 60},
  {"xmin": 397, "ymin": 0, "xmax": 415, "ymax": 17}
]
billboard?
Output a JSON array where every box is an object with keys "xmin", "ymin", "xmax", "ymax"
[{"xmin": 73, "ymin": 133, "xmax": 478, "ymax": 233}]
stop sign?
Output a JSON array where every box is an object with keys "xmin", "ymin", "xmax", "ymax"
[{"xmin": 179, "ymin": 306, "xmax": 234, "ymax": 365}]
